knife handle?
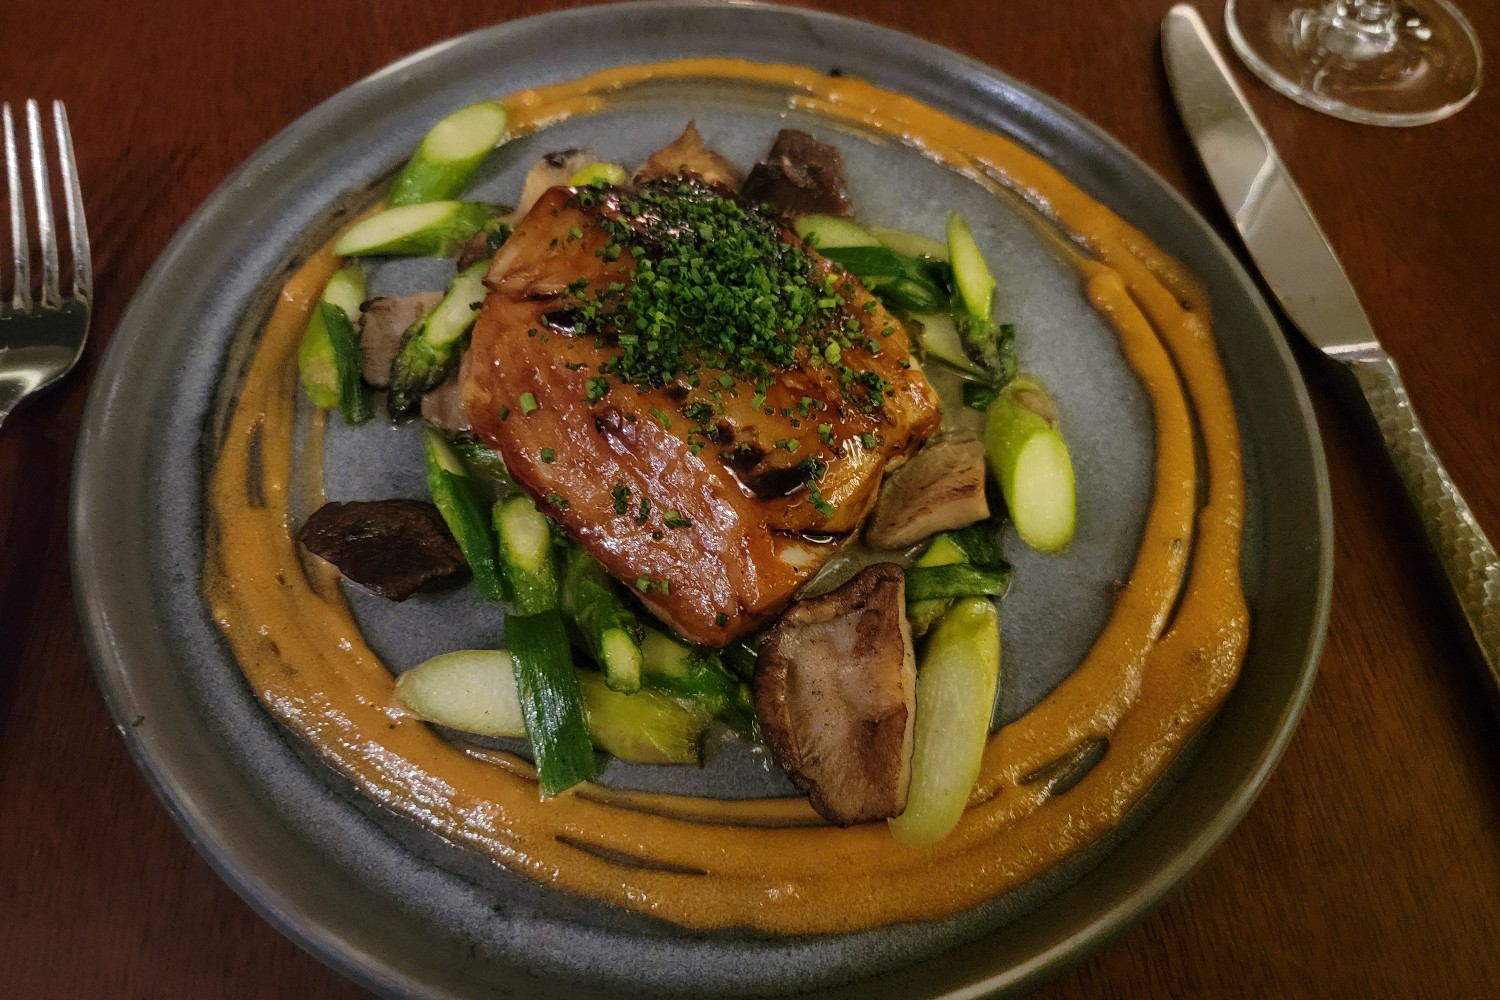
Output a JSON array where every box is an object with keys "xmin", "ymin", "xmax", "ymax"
[{"xmin": 1344, "ymin": 352, "xmax": 1500, "ymax": 698}]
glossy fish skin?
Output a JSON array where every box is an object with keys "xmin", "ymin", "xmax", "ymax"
[{"xmin": 462, "ymin": 185, "xmax": 940, "ymax": 645}]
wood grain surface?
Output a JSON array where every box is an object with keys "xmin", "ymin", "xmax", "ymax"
[{"xmin": 3, "ymin": 1, "xmax": 1497, "ymax": 997}]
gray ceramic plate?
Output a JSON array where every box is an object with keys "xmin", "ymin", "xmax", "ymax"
[{"xmin": 72, "ymin": 2, "xmax": 1332, "ymax": 997}]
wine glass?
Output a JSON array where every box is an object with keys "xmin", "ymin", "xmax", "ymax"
[{"xmin": 1225, "ymin": 0, "xmax": 1482, "ymax": 125}]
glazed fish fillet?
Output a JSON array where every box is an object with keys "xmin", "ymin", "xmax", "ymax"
[{"xmin": 462, "ymin": 180, "xmax": 940, "ymax": 645}]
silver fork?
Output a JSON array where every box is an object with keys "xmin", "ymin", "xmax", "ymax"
[{"xmin": 0, "ymin": 100, "xmax": 91, "ymax": 430}]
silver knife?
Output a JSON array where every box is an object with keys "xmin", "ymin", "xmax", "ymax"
[{"xmin": 1162, "ymin": 4, "xmax": 1500, "ymax": 700}]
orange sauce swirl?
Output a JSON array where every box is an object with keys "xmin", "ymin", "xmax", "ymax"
[{"xmin": 204, "ymin": 60, "xmax": 1246, "ymax": 934}]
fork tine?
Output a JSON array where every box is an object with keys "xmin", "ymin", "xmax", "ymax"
[
  {"xmin": 3, "ymin": 103, "xmax": 31, "ymax": 312},
  {"xmin": 25, "ymin": 99, "xmax": 61, "ymax": 309},
  {"xmin": 52, "ymin": 102, "xmax": 91, "ymax": 304}
]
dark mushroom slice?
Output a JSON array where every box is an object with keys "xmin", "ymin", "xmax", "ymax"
[
  {"xmin": 865, "ymin": 432, "xmax": 990, "ymax": 549},
  {"xmin": 298, "ymin": 499, "xmax": 470, "ymax": 601},
  {"xmin": 754, "ymin": 563, "xmax": 917, "ymax": 825},
  {"xmin": 359, "ymin": 292, "xmax": 442, "ymax": 389},
  {"xmin": 633, "ymin": 121, "xmax": 745, "ymax": 191},
  {"xmin": 740, "ymin": 128, "xmax": 853, "ymax": 219}
]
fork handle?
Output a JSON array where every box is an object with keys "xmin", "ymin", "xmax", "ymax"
[{"xmin": 1343, "ymin": 351, "xmax": 1500, "ymax": 704}]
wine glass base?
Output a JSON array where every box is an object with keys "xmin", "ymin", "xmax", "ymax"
[{"xmin": 1226, "ymin": 0, "xmax": 1483, "ymax": 126}]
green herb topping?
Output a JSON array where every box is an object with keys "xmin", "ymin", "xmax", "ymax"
[{"xmin": 565, "ymin": 180, "xmax": 865, "ymax": 394}]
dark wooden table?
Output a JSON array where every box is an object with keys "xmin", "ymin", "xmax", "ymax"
[{"xmin": 3, "ymin": 1, "xmax": 1497, "ymax": 996}]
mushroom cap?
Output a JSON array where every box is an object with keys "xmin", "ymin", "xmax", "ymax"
[{"xmin": 753, "ymin": 563, "xmax": 917, "ymax": 825}]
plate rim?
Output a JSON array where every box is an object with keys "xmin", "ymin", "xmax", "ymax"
[{"xmin": 71, "ymin": 2, "xmax": 1333, "ymax": 997}]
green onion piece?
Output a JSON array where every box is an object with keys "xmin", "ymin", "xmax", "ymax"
[
  {"xmin": 319, "ymin": 301, "xmax": 372, "ymax": 425},
  {"xmin": 904, "ymin": 564, "xmax": 1012, "ymax": 603},
  {"xmin": 423, "ymin": 427, "xmax": 505, "ymax": 601},
  {"xmin": 506, "ymin": 610, "xmax": 599, "ymax": 796}
]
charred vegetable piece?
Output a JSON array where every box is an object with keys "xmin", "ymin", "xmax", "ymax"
[
  {"xmin": 334, "ymin": 201, "xmax": 501, "ymax": 258},
  {"xmin": 865, "ymin": 433, "xmax": 990, "ymax": 549},
  {"xmin": 741, "ymin": 129, "xmax": 853, "ymax": 218},
  {"xmin": 754, "ymin": 564, "xmax": 916, "ymax": 825},
  {"xmin": 494, "ymin": 494, "xmax": 559, "ymax": 614},
  {"xmin": 387, "ymin": 100, "xmax": 509, "ymax": 207},
  {"xmin": 575, "ymin": 670, "xmax": 713, "ymax": 765},
  {"xmin": 298, "ymin": 499, "xmax": 468, "ymax": 600},
  {"xmin": 297, "ymin": 266, "xmax": 367, "ymax": 418},
  {"xmin": 889, "ymin": 597, "xmax": 1001, "ymax": 844},
  {"xmin": 985, "ymin": 374, "xmax": 1077, "ymax": 554},
  {"xmin": 396, "ymin": 649, "xmax": 525, "ymax": 737},
  {"xmin": 387, "ymin": 260, "xmax": 489, "ymax": 417},
  {"xmin": 423, "ymin": 427, "xmax": 504, "ymax": 602},
  {"xmin": 506, "ymin": 610, "xmax": 598, "ymax": 796},
  {"xmin": 561, "ymin": 545, "xmax": 644, "ymax": 693}
]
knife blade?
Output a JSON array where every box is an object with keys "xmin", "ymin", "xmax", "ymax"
[{"xmin": 1162, "ymin": 4, "xmax": 1500, "ymax": 704}]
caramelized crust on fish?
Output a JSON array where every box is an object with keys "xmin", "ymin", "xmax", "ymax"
[{"xmin": 462, "ymin": 172, "xmax": 940, "ymax": 645}]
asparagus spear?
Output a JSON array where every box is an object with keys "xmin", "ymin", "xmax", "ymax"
[
  {"xmin": 423, "ymin": 427, "xmax": 505, "ymax": 601},
  {"xmin": 387, "ymin": 260, "xmax": 489, "ymax": 417},
  {"xmin": 387, "ymin": 101, "xmax": 509, "ymax": 207},
  {"xmin": 889, "ymin": 597, "xmax": 1001, "ymax": 844},
  {"xmin": 493, "ymin": 494, "xmax": 559, "ymax": 615},
  {"xmin": 395, "ymin": 647, "xmax": 711, "ymax": 766},
  {"xmin": 575, "ymin": 670, "xmax": 712, "ymax": 765},
  {"xmin": 333, "ymin": 200, "xmax": 501, "ymax": 258},
  {"xmin": 871, "ymin": 225, "xmax": 948, "ymax": 260},
  {"xmin": 640, "ymin": 628, "xmax": 755, "ymax": 735},
  {"xmin": 296, "ymin": 266, "xmax": 368, "ymax": 420},
  {"xmin": 395, "ymin": 649, "xmax": 525, "ymax": 738},
  {"xmin": 560, "ymin": 545, "xmax": 644, "ymax": 693},
  {"xmin": 947, "ymin": 210, "xmax": 995, "ymax": 336},
  {"xmin": 985, "ymin": 374, "xmax": 1077, "ymax": 554}
]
